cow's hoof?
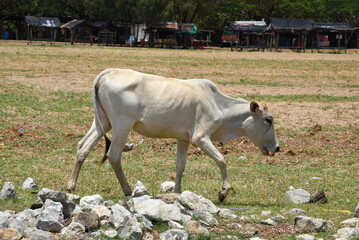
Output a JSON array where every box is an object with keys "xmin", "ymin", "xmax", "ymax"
[
  {"xmin": 218, "ymin": 191, "xmax": 226, "ymax": 203},
  {"xmin": 66, "ymin": 185, "xmax": 75, "ymax": 193}
]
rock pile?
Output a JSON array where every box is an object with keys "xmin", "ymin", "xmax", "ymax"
[
  {"xmin": 0, "ymin": 180, "xmax": 225, "ymax": 240},
  {"xmin": 1, "ymin": 180, "xmax": 359, "ymax": 240}
]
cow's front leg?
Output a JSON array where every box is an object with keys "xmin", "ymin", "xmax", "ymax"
[
  {"xmin": 193, "ymin": 136, "xmax": 232, "ymax": 202},
  {"xmin": 174, "ymin": 140, "xmax": 189, "ymax": 193}
]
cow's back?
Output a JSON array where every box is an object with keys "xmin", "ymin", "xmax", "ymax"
[{"xmin": 99, "ymin": 69, "xmax": 212, "ymax": 140}]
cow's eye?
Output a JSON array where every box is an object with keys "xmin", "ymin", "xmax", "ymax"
[{"xmin": 265, "ymin": 116, "xmax": 273, "ymax": 125}]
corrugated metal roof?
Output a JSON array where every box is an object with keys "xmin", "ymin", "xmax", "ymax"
[
  {"xmin": 312, "ymin": 22, "xmax": 354, "ymax": 31},
  {"xmin": 227, "ymin": 21, "xmax": 267, "ymax": 33},
  {"xmin": 61, "ymin": 19, "xmax": 93, "ymax": 29},
  {"xmin": 268, "ymin": 18, "xmax": 312, "ymax": 33},
  {"xmin": 25, "ymin": 16, "xmax": 61, "ymax": 28}
]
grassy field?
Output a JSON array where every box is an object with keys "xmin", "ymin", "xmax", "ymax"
[{"xmin": 0, "ymin": 41, "xmax": 358, "ymax": 239}]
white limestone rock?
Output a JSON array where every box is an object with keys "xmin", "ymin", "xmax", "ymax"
[
  {"xmin": 160, "ymin": 181, "xmax": 176, "ymax": 194},
  {"xmin": 284, "ymin": 189, "xmax": 311, "ymax": 204},
  {"xmin": 0, "ymin": 182, "xmax": 16, "ymax": 199},
  {"xmin": 178, "ymin": 191, "xmax": 219, "ymax": 215},
  {"xmin": 294, "ymin": 216, "xmax": 328, "ymax": 233},
  {"xmin": 132, "ymin": 197, "xmax": 191, "ymax": 224},
  {"xmin": 79, "ymin": 194, "xmax": 104, "ymax": 210},
  {"xmin": 160, "ymin": 229, "xmax": 188, "ymax": 240},
  {"xmin": 22, "ymin": 177, "xmax": 37, "ymax": 190},
  {"xmin": 110, "ymin": 204, "xmax": 132, "ymax": 229},
  {"xmin": 36, "ymin": 199, "xmax": 64, "ymax": 232}
]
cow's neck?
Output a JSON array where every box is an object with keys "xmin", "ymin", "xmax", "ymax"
[{"xmin": 211, "ymin": 96, "xmax": 252, "ymax": 143}]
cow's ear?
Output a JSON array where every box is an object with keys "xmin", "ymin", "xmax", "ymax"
[{"xmin": 250, "ymin": 101, "xmax": 260, "ymax": 113}]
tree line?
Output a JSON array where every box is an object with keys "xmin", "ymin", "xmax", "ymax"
[{"xmin": 1, "ymin": 0, "xmax": 359, "ymax": 32}]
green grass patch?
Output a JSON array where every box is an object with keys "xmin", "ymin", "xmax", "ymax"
[
  {"xmin": 243, "ymin": 94, "xmax": 359, "ymax": 102},
  {"xmin": 218, "ymin": 78, "xmax": 294, "ymax": 87}
]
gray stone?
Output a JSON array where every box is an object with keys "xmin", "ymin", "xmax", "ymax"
[
  {"xmin": 0, "ymin": 228, "xmax": 22, "ymax": 240},
  {"xmin": 201, "ymin": 211, "xmax": 218, "ymax": 227},
  {"xmin": 71, "ymin": 211, "xmax": 99, "ymax": 230},
  {"xmin": 104, "ymin": 200, "xmax": 116, "ymax": 208},
  {"xmin": 157, "ymin": 193, "xmax": 181, "ymax": 204},
  {"xmin": 37, "ymin": 188, "xmax": 75, "ymax": 218},
  {"xmin": 132, "ymin": 181, "xmax": 150, "ymax": 197},
  {"xmin": 355, "ymin": 203, "xmax": 359, "ymax": 218},
  {"xmin": 239, "ymin": 215, "xmax": 250, "ymax": 222},
  {"xmin": 30, "ymin": 194, "xmax": 44, "ymax": 209},
  {"xmin": 260, "ymin": 218, "xmax": 277, "ymax": 226},
  {"xmin": 160, "ymin": 229, "xmax": 188, "ymax": 240},
  {"xmin": 160, "ymin": 181, "xmax": 175, "ymax": 194},
  {"xmin": 110, "ymin": 204, "xmax": 132, "ymax": 228},
  {"xmin": 271, "ymin": 214, "xmax": 285, "ymax": 223},
  {"xmin": 284, "ymin": 189, "xmax": 311, "ymax": 204},
  {"xmin": 310, "ymin": 190, "xmax": 328, "ymax": 204},
  {"xmin": 8, "ymin": 217, "xmax": 32, "ymax": 234},
  {"xmin": 60, "ymin": 222, "xmax": 85, "ymax": 238},
  {"xmin": 12, "ymin": 209, "xmax": 38, "ymax": 232},
  {"xmin": 36, "ymin": 199, "xmax": 64, "ymax": 232},
  {"xmin": 17, "ymin": 209, "xmax": 38, "ymax": 219},
  {"xmin": 0, "ymin": 182, "xmax": 16, "ymax": 199},
  {"xmin": 66, "ymin": 193, "xmax": 81, "ymax": 203},
  {"xmin": 185, "ymin": 220, "xmax": 209, "ymax": 236},
  {"xmin": 0, "ymin": 211, "xmax": 11, "ymax": 228},
  {"xmin": 334, "ymin": 227, "xmax": 359, "ymax": 239},
  {"xmin": 340, "ymin": 218, "xmax": 359, "ymax": 227},
  {"xmin": 89, "ymin": 229, "xmax": 104, "ymax": 239},
  {"xmin": 132, "ymin": 197, "xmax": 191, "ymax": 224},
  {"xmin": 178, "ymin": 191, "xmax": 219, "ymax": 215},
  {"xmin": 294, "ymin": 216, "xmax": 327, "ymax": 233},
  {"xmin": 295, "ymin": 234, "xmax": 315, "ymax": 240},
  {"xmin": 104, "ymin": 229, "xmax": 118, "ymax": 238},
  {"xmin": 240, "ymin": 224, "xmax": 258, "ymax": 236},
  {"xmin": 134, "ymin": 213, "xmax": 153, "ymax": 230},
  {"xmin": 219, "ymin": 208, "xmax": 238, "ymax": 220},
  {"xmin": 283, "ymin": 208, "xmax": 306, "ymax": 215},
  {"xmin": 143, "ymin": 232, "xmax": 154, "ymax": 240},
  {"xmin": 22, "ymin": 177, "xmax": 37, "ymax": 190},
  {"xmin": 91, "ymin": 205, "xmax": 111, "ymax": 221},
  {"xmin": 118, "ymin": 215, "xmax": 142, "ymax": 240},
  {"xmin": 261, "ymin": 211, "xmax": 272, "ymax": 216},
  {"xmin": 100, "ymin": 219, "xmax": 112, "ymax": 228},
  {"xmin": 169, "ymin": 221, "xmax": 184, "ymax": 229},
  {"xmin": 24, "ymin": 227, "xmax": 58, "ymax": 240},
  {"xmin": 79, "ymin": 194, "xmax": 104, "ymax": 210},
  {"xmin": 228, "ymin": 222, "xmax": 243, "ymax": 230}
]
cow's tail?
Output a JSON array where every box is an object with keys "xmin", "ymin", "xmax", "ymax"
[{"xmin": 92, "ymin": 69, "xmax": 114, "ymax": 166}]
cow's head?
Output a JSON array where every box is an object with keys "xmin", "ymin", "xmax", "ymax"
[{"xmin": 244, "ymin": 101, "xmax": 279, "ymax": 156}]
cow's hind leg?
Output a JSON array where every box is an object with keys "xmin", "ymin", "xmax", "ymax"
[
  {"xmin": 174, "ymin": 140, "xmax": 189, "ymax": 193},
  {"xmin": 192, "ymin": 136, "xmax": 232, "ymax": 202},
  {"xmin": 106, "ymin": 119, "xmax": 133, "ymax": 196},
  {"xmin": 67, "ymin": 120, "xmax": 105, "ymax": 192}
]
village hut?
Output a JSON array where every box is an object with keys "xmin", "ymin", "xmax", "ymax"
[
  {"xmin": 61, "ymin": 19, "xmax": 95, "ymax": 45},
  {"xmin": 25, "ymin": 16, "xmax": 61, "ymax": 45}
]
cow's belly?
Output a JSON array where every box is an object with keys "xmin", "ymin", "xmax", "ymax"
[
  {"xmin": 133, "ymin": 122, "xmax": 189, "ymax": 139},
  {"xmin": 132, "ymin": 108, "xmax": 193, "ymax": 140}
]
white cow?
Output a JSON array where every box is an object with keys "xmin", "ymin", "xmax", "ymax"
[{"xmin": 67, "ymin": 69, "xmax": 279, "ymax": 202}]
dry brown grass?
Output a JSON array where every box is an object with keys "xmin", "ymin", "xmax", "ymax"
[{"xmin": 1, "ymin": 40, "xmax": 359, "ymax": 239}]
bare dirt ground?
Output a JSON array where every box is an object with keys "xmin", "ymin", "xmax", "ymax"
[{"xmin": 1, "ymin": 41, "xmax": 359, "ymax": 239}]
